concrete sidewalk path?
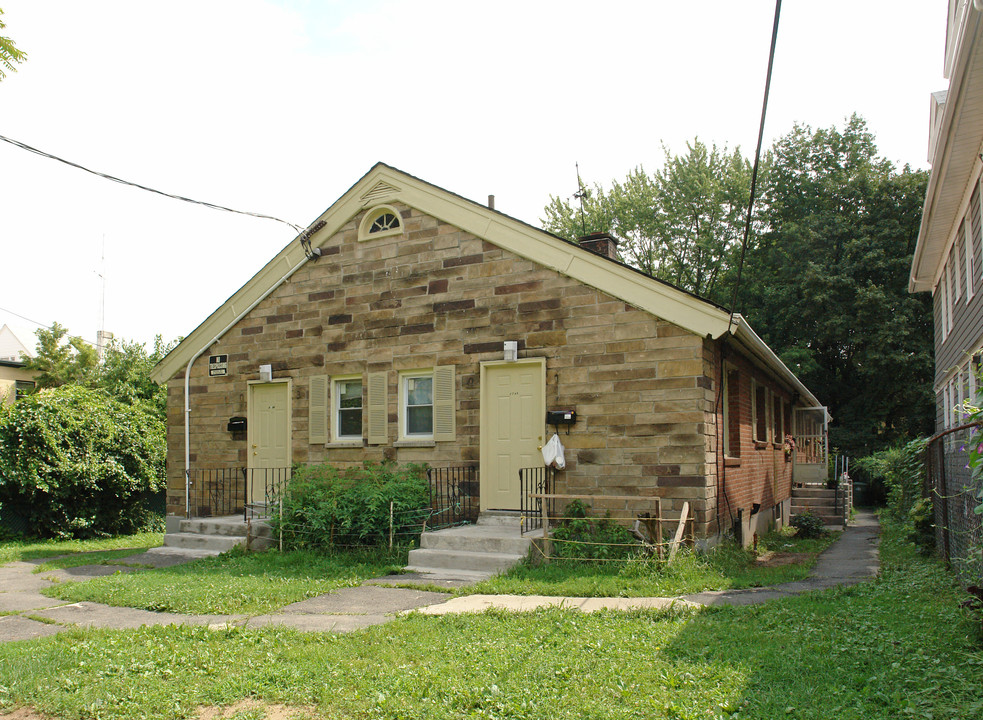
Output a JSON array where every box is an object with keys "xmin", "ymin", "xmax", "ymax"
[{"xmin": 0, "ymin": 511, "xmax": 880, "ymax": 642}]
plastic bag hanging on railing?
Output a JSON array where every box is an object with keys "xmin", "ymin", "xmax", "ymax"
[{"xmin": 541, "ymin": 433, "xmax": 566, "ymax": 470}]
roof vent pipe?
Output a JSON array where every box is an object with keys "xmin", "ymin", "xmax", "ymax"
[{"xmin": 488, "ymin": 194, "xmax": 495, "ymax": 210}]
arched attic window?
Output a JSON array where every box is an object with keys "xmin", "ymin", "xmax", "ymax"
[{"xmin": 358, "ymin": 204, "xmax": 403, "ymax": 241}]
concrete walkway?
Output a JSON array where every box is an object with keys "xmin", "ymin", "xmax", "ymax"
[{"xmin": 0, "ymin": 511, "xmax": 880, "ymax": 643}]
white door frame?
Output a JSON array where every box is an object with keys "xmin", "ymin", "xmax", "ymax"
[{"xmin": 479, "ymin": 358, "xmax": 546, "ymax": 512}]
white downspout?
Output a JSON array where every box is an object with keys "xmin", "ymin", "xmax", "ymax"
[{"xmin": 184, "ymin": 254, "xmax": 313, "ymax": 517}]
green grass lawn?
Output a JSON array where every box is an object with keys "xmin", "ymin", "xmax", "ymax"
[
  {"xmin": 40, "ymin": 547, "xmax": 407, "ymax": 615},
  {"xmin": 0, "ymin": 532, "xmax": 163, "ymax": 565},
  {"xmin": 459, "ymin": 529, "xmax": 838, "ymax": 597},
  {"xmin": 1, "ymin": 520, "xmax": 981, "ymax": 719}
]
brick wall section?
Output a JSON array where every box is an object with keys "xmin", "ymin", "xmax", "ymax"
[
  {"xmin": 709, "ymin": 345, "xmax": 794, "ymax": 535},
  {"xmin": 165, "ymin": 203, "xmax": 765, "ymax": 536}
]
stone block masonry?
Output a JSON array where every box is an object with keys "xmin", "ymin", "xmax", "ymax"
[{"xmin": 166, "ymin": 204, "xmax": 718, "ymax": 535}]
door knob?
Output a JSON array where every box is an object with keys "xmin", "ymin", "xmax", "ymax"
[{"xmin": 537, "ymin": 445, "xmax": 542, "ymax": 450}]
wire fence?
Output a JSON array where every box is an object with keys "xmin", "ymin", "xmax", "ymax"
[{"xmin": 926, "ymin": 424, "xmax": 983, "ymax": 588}]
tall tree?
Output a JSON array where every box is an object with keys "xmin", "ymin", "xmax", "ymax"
[
  {"xmin": 22, "ymin": 323, "xmax": 99, "ymax": 389},
  {"xmin": 0, "ymin": 8, "xmax": 27, "ymax": 80},
  {"xmin": 739, "ymin": 115, "xmax": 934, "ymax": 457},
  {"xmin": 542, "ymin": 140, "xmax": 750, "ymax": 302}
]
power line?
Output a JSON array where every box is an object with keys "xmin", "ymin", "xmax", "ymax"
[
  {"xmin": 0, "ymin": 133, "xmax": 305, "ymax": 233},
  {"xmin": 0, "ymin": 305, "xmax": 48, "ymax": 329},
  {"xmin": 727, "ymin": 0, "xmax": 782, "ymax": 330}
]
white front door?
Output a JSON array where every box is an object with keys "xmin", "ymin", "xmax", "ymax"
[{"xmin": 480, "ymin": 359, "xmax": 546, "ymax": 510}]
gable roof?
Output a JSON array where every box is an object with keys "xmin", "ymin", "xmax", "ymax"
[
  {"xmin": 150, "ymin": 163, "xmax": 821, "ymax": 408},
  {"xmin": 0, "ymin": 323, "xmax": 36, "ymax": 362}
]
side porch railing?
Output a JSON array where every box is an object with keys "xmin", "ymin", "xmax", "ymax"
[
  {"xmin": 425, "ymin": 465, "xmax": 479, "ymax": 530},
  {"xmin": 186, "ymin": 467, "xmax": 291, "ymax": 520},
  {"xmin": 520, "ymin": 466, "xmax": 556, "ymax": 534}
]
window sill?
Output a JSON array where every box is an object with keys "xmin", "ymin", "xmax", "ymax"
[
  {"xmin": 394, "ymin": 440, "xmax": 436, "ymax": 448},
  {"xmin": 724, "ymin": 457, "xmax": 742, "ymax": 467},
  {"xmin": 753, "ymin": 441, "xmax": 769, "ymax": 450},
  {"xmin": 327, "ymin": 440, "xmax": 364, "ymax": 448}
]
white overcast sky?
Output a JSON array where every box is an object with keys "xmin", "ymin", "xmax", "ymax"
[{"xmin": 0, "ymin": 0, "xmax": 947, "ymax": 351}]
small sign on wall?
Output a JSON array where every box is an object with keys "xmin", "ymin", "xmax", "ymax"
[{"xmin": 209, "ymin": 354, "xmax": 229, "ymax": 377}]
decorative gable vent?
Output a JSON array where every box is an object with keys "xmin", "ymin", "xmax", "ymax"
[{"xmin": 361, "ymin": 180, "xmax": 401, "ymax": 203}]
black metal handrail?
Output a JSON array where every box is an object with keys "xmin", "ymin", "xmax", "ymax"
[
  {"xmin": 187, "ymin": 468, "xmax": 247, "ymax": 520},
  {"xmin": 245, "ymin": 467, "xmax": 292, "ymax": 520},
  {"xmin": 520, "ymin": 466, "xmax": 556, "ymax": 534},
  {"xmin": 426, "ymin": 465, "xmax": 479, "ymax": 530}
]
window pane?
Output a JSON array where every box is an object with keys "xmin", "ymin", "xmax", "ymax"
[
  {"xmin": 339, "ymin": 408, "xmax": 362, "ymax": 437},
  {"xmin": 407, "ymin": 405, "xmax": 433, "ymax": 435},
  {"xmin": 406, "ymin": 377, "xmax": 432, "ymax": 406},
  {"xmin": 339, "ymin": 380, "xmax": 362, "ymax": 409}
]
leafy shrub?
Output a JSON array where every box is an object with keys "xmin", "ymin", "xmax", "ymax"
[
  {"xmin": 790, "ymin": 510, "xmax": 828, "ymax": 539},
  {"xmin": 853, "ymin": 437, "xmax": 929, "ymax": 519},
  {"xmin": 907, "ymin": 496, "xmax": 935, "ymax": 555},
  {"xmin": 0, "ymin": 385, "xmax": 165, "ymax": 538},
  {"xmin": 551, "ymin": 499, "xmax": 639, "ymax": 560},
  {"xmin": 270, "ymin": 462, "xmax": 428, "ymax": 549}
]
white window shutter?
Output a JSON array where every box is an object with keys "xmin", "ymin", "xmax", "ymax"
[
  {"xmin": 367, "ymin": 372, "xmax": 388, "ymax": 445},
  {"xmin": 309, "ymin": 375, "xmax": 328, "ymax": 444},
  {"xmin": 433, "ymin": 365, "xmax": 455, "ymax": 441}
]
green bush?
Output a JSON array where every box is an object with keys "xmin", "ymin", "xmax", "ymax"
[
  {"xmin": 270, "ymin": 462, "xmax": 429, "ymax": 549},
  {"xmin": 551, "ymin": 499, "xmax": 640, "ymax": 560},
  {"xmin": 790, "ymin": 510, "xmax": 828, "ymax": 539},
  {"xmin": 907, "ymin": 496, "xmax": 935, "ymax": 555},
  {"xmin": 853, "ymin": 437, "xmax": 928, "ymax": 519},
  {"xmin": 0, "ymin": 385, "xmax": 165, "ymax": 538}
]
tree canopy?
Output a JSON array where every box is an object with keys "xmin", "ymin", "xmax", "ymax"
[
  {"xmin": 21, "ymin": 324, "xmax": 175, "ymax": 420},
  {"xmin": 543, "ymin": 115, "xmax": 934, "ymax": 457},
  {"xmin": 0, "ymin": 8, "xmax": 27, "ymax": 80},
  {"xmin": 542, "ymin": 140, "xmax": 750, "ymax": 302}
]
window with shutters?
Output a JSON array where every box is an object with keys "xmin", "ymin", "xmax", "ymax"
[
  {"xmin": 723, "ymin": 367, "xmax": 740, "ymax": 458},
  {"xmin": 332, "ymin": 376, "xmax": 363, "ymax": 441},
  {"xmin": 772, "ymin": 394, "xmax": 784, "ymax": 444},
  {"xmin": 397, "ymin": 367, "xmax": 456, "ymax": 443},
  {"xmin": 752, "ymin": 380, "xmax": 770, "ymax": 444}
]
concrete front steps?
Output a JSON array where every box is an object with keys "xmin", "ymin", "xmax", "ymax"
[
  {"xmin": 406, "ymin": 512, "xmax": 534, "ymax": 580},
  {"xmin": 162, "ymin": 515, "xmax": 274, "ymax": 555},
  {"xmin": 791, "ymin": 485, "xmax": 849, "ymax": 528}
]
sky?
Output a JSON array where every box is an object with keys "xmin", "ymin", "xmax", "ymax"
[{"xmin": 0, "ymin": 0, "xmax": 948, "ymax": 352}]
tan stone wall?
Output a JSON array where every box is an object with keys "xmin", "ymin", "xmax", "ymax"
[{"xmin": 165, "ymin": 204, "xmax": 715, "ymax": 531}]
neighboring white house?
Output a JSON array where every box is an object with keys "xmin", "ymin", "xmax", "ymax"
[{"xmin": 0, "ymin": 324, "xmax": 37, "ymax": 406}]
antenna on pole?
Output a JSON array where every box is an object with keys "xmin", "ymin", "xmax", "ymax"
[
  {"xmin": 95, "ymin": 235, "xmax": 112, "ymax": 360},
  {"xmin": 573, "ymin": 162, "xmax": 588, "ymax": 237}
]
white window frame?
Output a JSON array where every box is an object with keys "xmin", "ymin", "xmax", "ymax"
[
  {"xmin": 943, "ymin": 264, "xmax": 952, "ymax": 338},
  {"xmin": 331, "ymin": 375, "xmax": 364, "ymax": 442},
  {"xmin": 399, "ymin": 370, "xmax": 434, "ymax": 441},
  {"xmin": 956, "ymin": 233, "xmax": 965, "ymax": 303}
]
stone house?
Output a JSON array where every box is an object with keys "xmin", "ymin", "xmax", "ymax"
[{"xmin": 150, "ymin": 163, "xmax": 826, "ymax": 541}]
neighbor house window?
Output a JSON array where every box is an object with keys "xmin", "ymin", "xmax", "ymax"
[
  {"xmin": 773, "ymin": 394, "xmax": 784, "ymax": 444},
  {"xmin": 400, "ymin": 371, "xmax": 433, "ymax": 439},
  {"xmin": 14, "ymin": 380, "xmax": 34, "ymax": 401},
  {"xmin": 752, "ymin": 380, "xmax": 770, "ymax": 443},
  {"xmin": 333, "ymin": 377, "xmax": 363, "ymax": 441},
  {"xmin": 955, "ymin": 233, "xmax": 965, "ymax": 302},
  {"xmin": 724, "ymin": 367, "xmax": 740, "ymax": 457},
  {"xmin": 965, "ymin": 219, "xmax": 975, "ymax": 301}
]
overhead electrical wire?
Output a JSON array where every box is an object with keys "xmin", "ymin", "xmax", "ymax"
[
  {"xmin": 727, "ymin": 0, "xmax": 782, "ymax": 330},
  {"xmin": 717, "ymin": 0, "xmax": 783, "ymax": 535},
  {"xmin": 0, "ymin": 133, "xmax": 305, "ymax": 233}
]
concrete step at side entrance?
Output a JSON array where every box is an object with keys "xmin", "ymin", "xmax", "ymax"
[
  {"xmin": 163, "ymin": 532, "xmax": 246, "ymax": 553},
  {"xmin": 406, "ymin": 548, "xmax": 526, "ymax": 574},
  {"xmin": 476, "ymin": 512, "xmax": 526, "ymax": 529},
  {"xmin": 420, "ymin": 525, "xmax": 532, "ymax": 555}
]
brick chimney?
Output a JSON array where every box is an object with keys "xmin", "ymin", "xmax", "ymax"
[{"xmin": 578, "ymin": 232, "xmax": 620, "ymax": 261}]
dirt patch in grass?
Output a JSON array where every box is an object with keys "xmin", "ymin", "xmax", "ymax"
[
  {"xmin": 754, "ymin": 551, "xmax": 813, "ymax": 568},
  {"xmin": 1, "ymin": 708, "xmax": 49, "ymax": 720},
  {"xmin": 196, "ymin": 699, "xmax": 317, "ymax": 719}
]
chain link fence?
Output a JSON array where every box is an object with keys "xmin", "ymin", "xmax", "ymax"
[{"xmin": 927, "ymin": 424, "xmax": 983, "ymax": 588}]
